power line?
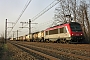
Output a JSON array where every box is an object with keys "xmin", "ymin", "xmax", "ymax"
[
  {"xmin": 18, "ymin": 0, "xmax": 60, "ymax": 32},
  {"xmin": 32, "ymin": 0, "xmax": 56, "ymax": 20},
  {"xmin": 8, "ymin": 0, "xmax": 32, "ymax": 37},
  {"xmin": 9, "ymin": 0, "xmax": 60, "ymax": 37},
  {"xmin": 31, "ymin": 0, "xmax": 60, "ymax": 22},
  {"xmin": 14, "ymin": 0, "xmax": 32, "ymax": 26}
]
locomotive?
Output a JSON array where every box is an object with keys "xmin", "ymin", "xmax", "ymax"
[
  {"xmin": 44, "ymin": 22, "xmax": 84, "ymax": 43},
  {"xmin": 15, "ymin": 22, "xmax": 84, "ymax": 43}
]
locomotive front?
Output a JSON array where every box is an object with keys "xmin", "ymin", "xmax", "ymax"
[{"xmin": 69, "ymin": 22, "xmax": 84, "ymax": 43}]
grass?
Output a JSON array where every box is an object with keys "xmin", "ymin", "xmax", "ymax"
[{"xmin": 0, "ymin": 43, "xmax": 12, "ymax": 60}]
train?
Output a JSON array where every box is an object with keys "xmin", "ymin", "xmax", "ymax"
[{"xmin": 11, "ymin": 22, "xmax": 84, "ymax": 43}]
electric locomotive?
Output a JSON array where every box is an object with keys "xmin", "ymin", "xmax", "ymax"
[{"xmin": 44, "ymin": 22, "xmax": 84, "ymax": 43}]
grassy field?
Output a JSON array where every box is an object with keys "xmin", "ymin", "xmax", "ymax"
[{"xmin": 0, "ymin": 42, "xmax": 11, "ymax": 60}]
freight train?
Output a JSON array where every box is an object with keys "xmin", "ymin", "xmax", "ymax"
[{"xmin": 12, "ymin": 22, "xmax": 84, "ymax": 43}]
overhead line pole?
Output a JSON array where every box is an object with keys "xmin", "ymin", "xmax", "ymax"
[
  {"xmin": 17, "ymin": 30, "xmax": 21, "ymax": 40},
  {"xmin": 5, "ymin": 19, "xmax": 16, "ymax": 43},
  {"xmin": 5, "ymin": 19, "xmax": 7, "ymax": 44},
  {"xmin": 29, "ymin": 19, "xmax": 31, "ymax": 41},
  {"xmin": 17, "ymin": 30, "xmax": 18, "ymax": 40},
  {"xmin": 19, "ymin": 19, "xmax": 37, "ymax": 41}
]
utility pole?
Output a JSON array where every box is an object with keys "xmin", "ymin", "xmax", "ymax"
[
  {"xmin": 29, "ymin": 19, "xmax": 31, "ymax": 41},
  {"xmin": 16, "ymin": 30, "xmax": 21, "ymax": 40},
  {"xmin": 17, "ymin": 30, "xmax": 18, "ymax": 40},
  {"xmin": 5, "ymin": 19, "xmax": 15, "ymax": 42},
  {"xmin": 20, "ymin": 19, "xmax": 31, "ymax": 41},
  {"xmin": 20, "ymin": 19, "xmax": 37, "ymax": 41},
  {"xmin": 28, "ymin": 19, "xmax": 38, "ymax": 41},
  {"xmin": 5, "ymin": 19, "xmax": 7, "ymax": 44}
]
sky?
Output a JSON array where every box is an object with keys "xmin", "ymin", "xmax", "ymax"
[{"xmin": 0, "ymin": 0, "xmax": 58, "ymax": 38}]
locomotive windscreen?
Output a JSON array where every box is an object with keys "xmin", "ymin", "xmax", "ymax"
[{"xmin": 70, "ymin": 22, "xmax": 82, "ymax": 32}]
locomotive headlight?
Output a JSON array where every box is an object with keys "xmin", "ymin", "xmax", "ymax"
[
  {"xmin": 72, "ymin": 34, "xmax": 74, "ymax": 35},
  {"xmin": 81, "ymin": 34, "xmax": 82, "ymax": 35}
]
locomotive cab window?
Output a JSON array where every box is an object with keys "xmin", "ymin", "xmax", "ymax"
[{"xmin": 70, "ymin": 23, "xmax": 82, "ymax": 32}]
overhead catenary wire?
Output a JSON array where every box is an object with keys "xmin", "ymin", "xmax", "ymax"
[
  {"xmin": 31, "ymin": 0, "xmax": 60, "ymax": 22},
  {"xmin": 8, "ymin": 0, "xmax": 32, "ymax": 37},
  {"xmin": 9, "ymin": 0, "xmax": 60, "ymax": 38},
  {"xmin": 31, "ymin": 0, "xmax": 56, "ymax": 20},
  {"xmin": 14, "ymin": 0, "xmax": 32, "ymax": 26},
  {"xmin": 18, "ymin": 0, "xmax": 60, "ymax": 31}
]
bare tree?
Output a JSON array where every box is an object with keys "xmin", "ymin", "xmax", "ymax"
[
  {"xmin": 54, "ymin": 0, "xmax": 77, "ymax": 24},
  {"xmin": 78, "ymin": 1, "xmax": 90, "ymax": 43}
]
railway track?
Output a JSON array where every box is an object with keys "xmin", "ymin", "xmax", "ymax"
[
  {"xmin": 18, "ymin": 42, "xmax": 90, "ymax": 58},
  {"xmin": 10, "ymin": 42, "xmax": 59, "ymax": 60},
  {"xmin": 27, "ymin": 43, "xmax": 90, "ymax": 58},
  {"xmin": 9, "ymin": 41, "xmax": 90, "ymax": 60}
]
